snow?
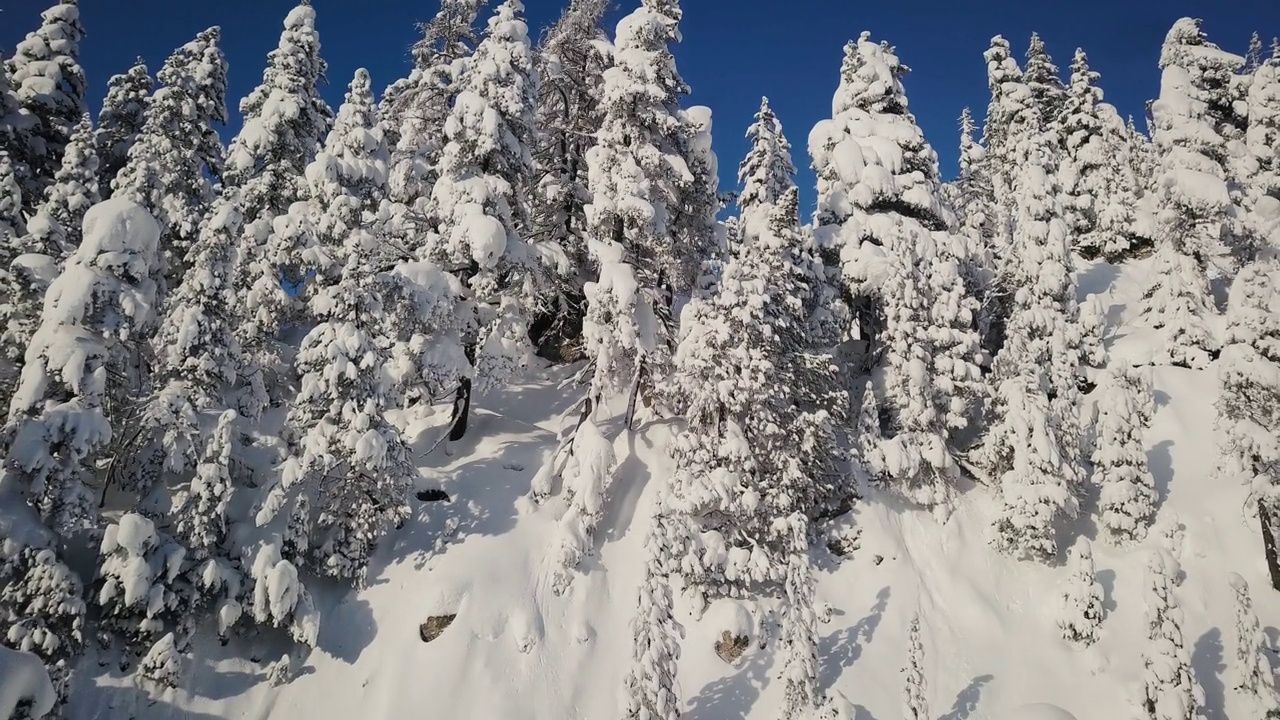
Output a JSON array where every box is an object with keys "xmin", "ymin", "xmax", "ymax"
[
  {"xmin": 997, "ymin": 704, "xmax": 1079, "ymax": 720},
  {"xmin": 0, "ymin": 647, "xmax": 54, "ymax": 720}
]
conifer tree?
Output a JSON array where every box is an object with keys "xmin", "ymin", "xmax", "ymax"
[
  {"xmin": 1060, "ymin": 49, "xmax": 1140, "ymax": 260},
  {"xmin": 666, "ymin": 189, "xmax": 845, "ymax": 605},
  {"xmin": 1024, "ymin": 33, "xmax": 1066, "ymax": 129},
  {"xmin": 1138, "ymin": 19, "xmax": 1244, "ymax": 369},
  {"xmin": 0, "ymin": 63, "xmax": 33, "ymax": 165},
  {"xmin": 1095, "ymin": 367, "xmax": 1159, "ymax": 545},
  {"xmin": 173, "ymin": 409, "xmax": 238, "ymax": 560},
  {"xmin": 3, "ymin": 199, "xmax": 160, "ymax": 532},
  {"xmin": 258, "ymin": 225, "xmax": 415, "ymax": 582},
  {"xmin": 427, "ymin": 0, "xmax": 542, "ymax": 399},
  {"xmin": 224, "ymin": 1, "xmax": 331, "ymax": 224},
  {"xmin": 739, "ymin": 97, "xmax": 796, "ymax": 219},
  {"xmin": 0, "ymin": 152, "xmax": 27, "ymax": 406},
  {"xmin": 903, "ymin": 613, "xmax": 928, "ymax": 720},
  {"xmin": 622, "ymin": 505, "xmax": 684, "ymax": 720},
  {"xmin": 113, "ymin": 27, "xmax": 228, "ymax": 288},
  {"xmin": 1139, "ymin": 550, "xmax": 1201, "ymax": 720},
  {"xmin": 981, "ymin": 35, "xmax": 1028, "ymax": 224},
  {"xmin": 5, "ymin": 0, "xmax": 86, "ymax": 205},
  {"xmin": 530, "ymin": 0, "xmax": 610, "ymax": 355},
  {"xmin": 137, "ymin": 633, "xmax": 181, "ymax": 688},
  {"xmin": 1059, "ymin": 537, "xmax": 1104, "ymax": 645},
  {"xmin": 1245, "ymin": 44, "xmax": 1280, "ymax": 248},
  {"xmin": 0, "ymin": 541, "xmax": 85, "ymax": 700},
  {"xmin": 1228, "ymin": 573, "xmax": 1280, "ymax": 718},
  {"xmin": 94, "ymin": 60, "xmax": 151, "ymax": 195},
  {"xmin": 1246, "ymin": 33, "xmax": 1265, "ymax": 73},
  {"xmin": 778, "ymin": 514, "xmax": 820, "ymax": 720},
  {"xmin": 813, "ymin": 33, "xmax": 981, "ymax": 513},
  {"xmin": 583, "ymin": 0, "xmax": 693, "ymax": 412},
  {"xmin": 26, "ymin": 114, "xmax": 99, "ymax": 257}
]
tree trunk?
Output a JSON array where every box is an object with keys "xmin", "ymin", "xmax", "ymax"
[
  {"xmin": 1259, "ymin": 499, "xmax": 1280, "ymax": 592},
  {"xmin": 625, "ymin": 362, "xmax": 644, "ymax": 432}
]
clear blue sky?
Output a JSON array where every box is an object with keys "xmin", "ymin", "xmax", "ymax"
[{"xmin": 3, "ymin": 0, "xmax": 1277, "ymax": 212}]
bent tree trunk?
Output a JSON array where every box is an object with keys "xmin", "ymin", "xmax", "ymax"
[{"xmin": 1259, "ymin": 499, "xmax": 1280, "ymax": 592}]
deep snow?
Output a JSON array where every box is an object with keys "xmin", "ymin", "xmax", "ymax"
[{"xmin": 53, "ymin": 256, "xmax": 1280, "ymax": 720}]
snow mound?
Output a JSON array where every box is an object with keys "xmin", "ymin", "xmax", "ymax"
[{"xmin": 0, "ymin": 647, "xmax": 54, "ymax": 720}]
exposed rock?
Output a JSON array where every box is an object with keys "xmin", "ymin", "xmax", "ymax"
[
  {"xmin": 714, "ymin": 630, "xmax": 750, "ymax": 665},
  {"xmin": 416, "ymin": 489, "xmax": 451, "ymax": 503},
  {"xmin": 420, "ymin": 615, "xmax": 457, "ymax": 643}
]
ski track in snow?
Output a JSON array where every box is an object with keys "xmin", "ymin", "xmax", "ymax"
[{"xmin": 66, "ymin": 259, "xmax": 1280, "ymax": 720}]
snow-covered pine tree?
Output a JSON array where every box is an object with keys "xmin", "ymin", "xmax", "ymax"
[
  {"xmin": 3, "ymin": 199, "xmax": 160, "ymax": 533},
  {"xmin": 257, "ymin": 224, "xmax": 415, "ymax": 582},
  {"xmin": 981, "ymin": 36, "xmax": 1028, "ymax": 226},
  {"xmin": 113, "ymin": 27, "xmax": 228, "ymax": 289},
  {"xmin": 0, "ymin": 539, "xmax": 86, "ymax": 701},
  {"xmin": 982, "ymin": 97, "xmax": 1085, "ymax": 555},
  {"xmin": 621, "ymin": 503, "xmax": 684, "ymax": 720},
  {"xmin": 1059, "ymin": 49, "xmax": 1140, "ymax": 260},
  {"xmin": 739, "ymin": 97, "xmax": 796, "ymax": 220},
  {"xmin": 583, "ymin": 0, "xmax": 693, "ymax": 413},
  {"xmin": 0, "ymin": 62, "xmax": 33, "ymax": 164},
  {"xmin": 1139, "ymin": 19, "xmax": 1248, "ymax": 370},
  {"xmin": 903, "ymin": 613, "xmax": 928, "ymax": 720},
  {"xmin": 953, "ymin": 107, "xmax": 997, "ymax": 306},
  {"xmin": 1095, "ymin": 366, "xmax": 1159, "ymax": 545},
  {"xmin": 173, "ymin": 409, "xmax": 237, "ymax": 560},
  {"xmin": 1059, "ymin": 536, "xmax": 1104, "ymax": 645},
  {"xmin": 1139, "ymin": 549, "xmax": 1202, "ymax": 720},
  {"xmin": 224, "ymin": 1, "xmax": 330, "ymax": 222},
  {"xmin": 0, "ymin": 152, "xmax": 24, "ymax": 406},
  {"xmin": 94, "ymin": 60, "xmax": 151, "ymax": 196},
  {"xmin": 529, "ymin": 0, "xmax": 610, "ymax": 357},
  {"xmin": 666, "ymin": 189, "xmax": 845, "ymax": 606},
  {"xmin": 675, "ymin": 104, "xmax": 723, "ymax": 286},
  {"xmin": 777, "ymin": 513, "xmax": 820, "ymax": 720},
  {"xmin": 136, "ymin": 632, "xmax": 181, "ymax": 688},
  {"xmin": 5, "ymin": 0, "xmax": 86, "ymax": 206},
  {"xmin": 95, "ymin": 512, "xmax": 201, "ymax": 647},
  {"xmin": 1024, "ymin": 32, "xmax": 1067, "ymax": 130},
  {"xmin": 812, "ymin": 33, "xmax": 982, "ymax": 514},
  {"xmin": 1228, "ymin": 573, "xmax": 1280, "ymax": 718},
  {"xmin": 25, "ymin": 114, "xmax": 99, "ymax": 257},
  {"xmin": 1247, "ymin": 33, "xmax": 1265, "ymax": 73},
  {"xmin": 383, "ymin": 0, "xmax": 485, "ymax": 216},
  {"xmin": 426, "ymin": 0, "xmax": 544, "ymax": 403},
  {"xmin": 1245, "ymin": 44, "xmax": 1280, "ymax": 249},
  {"xmin": 1217, "ymin": 259, "xmax": 1280, "ymax": 584}
]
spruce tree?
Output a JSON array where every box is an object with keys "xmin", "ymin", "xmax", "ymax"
[
  {"xmin": 583, "ymin": 0, "xmax": 693, "ymax": 411},
  {"xmin": 529, "ymin": 0, "xmax": 610, "ymax": 355},
  {"xmin": 1060, "ymin": 49, "xmax": 1140, "ymax": 260},
  {"xmin": 1139, "ymin": 550, "xmax": 1201, "ymax": 720},
  {"xmin": 1228, "ymin": 573, "xmax": 1280, "ymax": 718},
  {"xmin": 113, "ymin": 27, "xmax": 228, "ymax": 289},
  {"xmin": 738, "ymin": 97, "xmax": 796, "ymax": 219},
  {"xmin": 1095, "ymin": 367, "xmax": 1159, "ymax": 545},
  {"xmin": 0, "ymin": 152, "xmax": 26, "ymax": 406},
  {"xmin": 1024, "ymin": 33, "xmax": 1066, "ymax": 129},
  {"xmin": 1059, "ymin": 537, "xmax": 1104, "ymax": 645},
  {"xmin": 981, "ymin": 35, "xmax": 1028, "ymax": 225},
  {"xmin": 778, "ymin": 514, "xmax": 820, "ymax": 720},
  {"xmin": 225, "ymin": 1, "xmax": 331, "ymax": 224},
  {"xmin": 173, "ymin": 409, "xmax": 238, "ymax": 561},
  {"xmin": 5, "ymin": 0, "xmax": 87, "ymax": 205},
  {"xmin": 1246, "ymin": 33, "xmax": 1265, "ymax": 73},
  {"xmin": 427, "ymin": 0, "xmax": 541, "ymax": 398},
  {"xmin": 94, "ymin": 60, "xmax": 151, "ymax": 195},
  {"xmin": 0, "ymin": 541, "xmax": 85, "ymax": 701},
  {"xmin": 814, "ymin": 33, "xmax": 981, "ymax": 513},
  {"xmin": 621, "ymin": 505, "xmax": 684, "ymax": 720},
  {"xmin": 1245, "ymin": 43, "xmax": 1280, "ymax": 250},
  {"xmin": 26, "ymin": 114, "xmax": 99, "ymax": 257}
]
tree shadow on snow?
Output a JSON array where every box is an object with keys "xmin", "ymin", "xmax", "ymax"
[
  {"xmin": 314, "ymin": 590, "xmax": 378, "ymax": 665},
  {"xmin": 1095, "ymin": 568, "xmax": 1118, "ymax": 614},
  {"xmin": 686, "ymin": 639, "xmax": 777, "ymax": 720},
  {"xmin": 70, "ymin": 683, "xmax": 230, "ymax": 720},
  {"xmin": 1193, "ymin": 627, "xmax": 1227, "ymax": 720},
  {"xmin": 1146, "ymin": 439, "xmax": 1175, "ymax": 508},
  {"xmin": 851, "ymin": 705, "xmax": 882, "ymax": 720},
  {"xmin": 818, "ymin": 586, "xmax": 891, "ymax": 694},
  {"xmin": 1076, "ymin": 261, "xmax": 1122, "ymax": 300},
  {"xmin": 939, "ymin": 673, "xmax": 995, "ymax": 720}
]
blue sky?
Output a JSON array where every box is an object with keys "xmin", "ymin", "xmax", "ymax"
[{"xmin": 3, "ymin": 0, "xmax": 1277, "ymax": 212}]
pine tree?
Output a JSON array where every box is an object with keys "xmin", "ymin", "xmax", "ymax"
[
  {"xmin": 224, "ymin": 1, "xmax": 330, "ymax": 222},
  {"xmin": 815, "ymin": 33, "xmax": 981, "ymax": 513},
  {"xmin": 665, "ymin": 190, "xmax": 845, "ymax": 605},
  {"xmin": 1245, "ymin": 44, "xmax": 1280, "ymax": 251},
  {"xmin": 1228, "ymin": 573, "xmax": 1280, "ymax": 718},
  {"xmin": 5, "ymin": 0, "xmax": 87, "ymax": 205},
  {"xmin": 26, "ymin": 114, "xmax": 99, "ymax": 257},
  {"xmin": 257, "ymin": 225, "xmax": 415, "ymax": 582},
  {"xmin": 777, "ymin": 514, "xmax": 820, "ymax": 720},
  {"xmin": 383, "ymin": 0, "xmax": 485, "ymax": 216},
  {"xmin": 113, "ymin": 27, "xmax": 228, "ymax": 289},
  {"xmin": 0, "ymin": 541, "xmax": 86, "ymax": 700},
  {"xmin": 0, "ymin": 62, "xmax": 34, "ymax": 165},
  {"xmin": 0, "ymin": 152, "xmax": 28, "ymax": 408},
  {"xmin": 1246, "ymin": 33, "xmax": 1265, "ymax": 73},
  {"xmin": 1024, "ymin": 33, "xmax": 1067, "ymax": 129},
  {"xmin": 1138, "ymin": 19, "xmax": 1248, "ymax": 369},
  {"xmin": 94, "ymin": 60, "xmax": 151, "ymax": 195},
  {"xmin": 1095, "ymin": 367, "xmax": 1159, "ymax": 545},
  {"xmin": 427, "ymin": 0, "xmax": 541, "ymax": 398},
  {"xmin": 981, "ymin": 35, "xmax": 1028, "ymax": 224},
  {"xmin": 583, "ymin": 0, "xmax": 693, "ymax": 411},
  {"xmin": 903, "ymin": 613, "xmax": 928, "ymax": 720},
  {"xmin": 953, "ymin": 106, "xmax": 997, "ymax": 310},
  {"xmin": 136, "ymin": 632, "xmax": 181, "ymax": 687},
  {"xmin": 1139, "ymin": 550, "xmax": 1202, "ymax": 720},
  {"xmin": 95, "ymin": 513, "xmax": 202, "ymax": 647},
  {"xmin": 529, "ymin": 0, "xmax": 610, "ymax": 356},
  {"xmin": 738, "ymin": 97, "xmax": 796, "ymax": 219},
  {"xmin": 1059, "ymin": 49, "xmax": 1140, "ymax": 260},
  {"xmin": 3, "ymin": 199, "xmax": 160, "ymax": 533},
  {"xmin": 621, "ymin": 505, "xmax": 684, "ymax": 720},
  {"xmin": 1059, "ymin": 537, "xmax": 1104, "ymax": 645},
  {"xmin": 173, "ymin": 410, "xmax": 237, "ymax": 560}
]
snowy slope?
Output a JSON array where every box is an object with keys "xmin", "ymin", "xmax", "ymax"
[{"xmin": 67, "ymin": 257, "xmax": 1276, "ymax": 720}]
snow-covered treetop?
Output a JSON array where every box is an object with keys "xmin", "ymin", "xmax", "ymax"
[
  {"xmin": 28, "ymin": 113, "xmax": 99, "ymax": 255},
  {"xmin": 738, "ymin": 97, "xmax": 796, "ymax": 217},
  {"xmin": 1024, "ymin": 32, "xmax": 1066, "ymax": 123},
  {"xmin": 411, "ymin": 0, "xmax": 486, "ymax": 70},
  {"xmin": 1159, "ymin": 18, "xmax": 1244, "ymax": 92},
  {"xmin": 982, "ymin": 35, "xmax": 1025, "ymax": 153},
  {"xmin": 94, "ymin": 59, "xmax": 152, "ymax": 188},
  {"xmin": 6, "ymin": 0, "xmax": 87, "ymax": 134},
  {"xmin": 224, "ymin": 1, "xmax": 331, "ymax": 218}
]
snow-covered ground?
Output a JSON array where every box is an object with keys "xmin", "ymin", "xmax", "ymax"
[{"xmin": 64, "ymin": 257, "xmax": 1274, "ymax": 720}]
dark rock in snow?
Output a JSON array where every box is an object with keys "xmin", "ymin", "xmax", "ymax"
[
  {"xmin": 420, "ymin": 615, "xmax": 457, "ymax": 643},
  {"xmin": 714, "ymin": 630, "xmax": 750, "ymax": 665},
  {"xmin": 416, "ymin": 489, "xmax": 451, "ymax": 503}
]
